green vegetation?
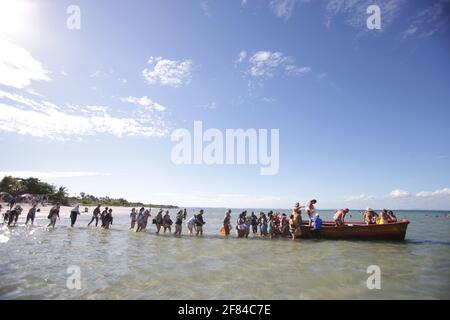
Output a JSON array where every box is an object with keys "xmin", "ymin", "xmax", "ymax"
[{"xmin": 0, "ymin": 176, "xmax": 178, "ymax": 208}]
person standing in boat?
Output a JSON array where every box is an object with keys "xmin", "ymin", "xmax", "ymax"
[
  {"xmin": 305, "ymin": 199, "xmax": 317, "ymax": 226},
  {"xmin": 88, "ymin": 204, "xmax": 101, "ymax": 227},
  {"xmin": 333, "ymin": 208, "xmax": 349, "ymax": 227},
  {"xmin": 195, "ymin": 209, "xmax": 206, "ymax": 236},
  {"xmin": 70, "ymin": 204, "xmax": 81, "ymax": 227},
  {"xmin": 223, "ymin": 209, "xmax": 232, "ymax": 236},
  {"xmin": 47, "ymin": 204, "xmax": 60, "ymax": 228}
]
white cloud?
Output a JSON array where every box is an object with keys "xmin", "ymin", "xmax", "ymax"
[
  {"xmin": 270, "ymin": 0, "xmax": 297, "ymax": 20},
  {"xmin": 235, "ymin": 50, "xmax": 247, "ymax": 64},
  {"xmin": 0, "ymin": 37, "xmax": 51, "ymax": 89},
  {"xmin": 120, "ymin": 96, "xmax": 166, "ymax": 111},
  {"xmin": 243, "ymin": 50, "xmax": 311, "ymax": 79},
  {"xmin": 345, "ymin": 187, "xmax": 450, "ymax": 209},
  {"xmin": 285, "ymin": 65, "xmax": 311, "ymax": 76},
  {"xmin": 416, "ymin": 188, "xmax": 450, "ymax": 198},
  {"xmin": 0, "ymin": 171, "xmax": 107, "ymax": 179},
  {"xmin": 388, "ymin": 189, "xmax": 411, "ymax": 198},
  {"xmin": 0, "ymin": 90, "xmax": 169, "ymax": 140},
  {"xmin": 142, "ymin": 56, "xmax": 193, "ymax": 87}
]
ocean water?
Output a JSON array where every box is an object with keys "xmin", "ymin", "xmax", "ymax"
[{"xmin": 0, "ymin": 206, "xmax": 449, "ymax": 300}]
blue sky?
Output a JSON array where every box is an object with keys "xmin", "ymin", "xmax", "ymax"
[{"xmin": 0, "ymin": 0, "xmax": 449, "ymax": 209}]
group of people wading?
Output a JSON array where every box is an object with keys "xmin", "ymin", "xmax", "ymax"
[{"xmin": 1, "ymin": 198, "xmax": 399, "ymax": 239}]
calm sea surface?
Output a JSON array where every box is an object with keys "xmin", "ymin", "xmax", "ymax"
[{"xmin": 0, "ymin": 206, "xmax": 449, "ymax": 299}]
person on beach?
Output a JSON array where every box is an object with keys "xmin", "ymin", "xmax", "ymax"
[
  {"xmin": 130, "ymin": 208, "xmax": 137, "ymax": 229},
  {"xmin": 9, "ymin": 197, "xmax": 16, "ymax": 210},
  {"xmin": 258, "ymin": 212, "xmax": 268, "ymax": 237},
  {"xmin": 174, "ymin": 210, "xmax": 183, "ymax": 236},
  {"xmin": 387, "ymin": 210, "xmax": 397, "ymax": 222},
  {"xmin": 195, "ymin": 209, "xmax": 206, "ymax": 236},
  {"xmin": 47, "ymin": 205, "xmax": 60, "ymax": 228},
  {"xmin": 305, "ymin": 199, "xmax": 317, "ymax": 226},
  {"xmin": 223, "ymin": 210, "xmax": 232, "ymax": 236},
  {"xmin": 103, "ymin": 208, "xmax": 113, "ymax": 229},
  {"xmin": 25, "ymin": 204, "xmax": 38, "ymax": 226},
  {"xmin": 88, "ymin": 204, "xmax": 101, "ymax": 227},
  {"xmin": 154, "ymin": 209, "xmax": 163, "ymax": 234},
  {"xmin": 333, "ymin": 208, "xmax": 349, "ymax": 227},
  {"xmin": 250, "ymin": 212, "xmax": 258, "ymax": 235},
  {"xmin": 163, "ymin": 211, "xmax": 173, "ymax": 233},
  {"xmin": 70, "ymin": 204, "xmax": 81, "ymax": 227},
  {"xmin": 186, "ymin": 214, "xmax": 197, "ymax": 234}
]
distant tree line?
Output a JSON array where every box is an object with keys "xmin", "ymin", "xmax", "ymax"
[{"xmin": 0, "ymin": 176, "xmax": 178, "ymax": 208}]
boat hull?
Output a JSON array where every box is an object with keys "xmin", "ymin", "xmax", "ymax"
[{"xmin": 299, "ymin": 220, "xmax": 409, "ymax": 241}]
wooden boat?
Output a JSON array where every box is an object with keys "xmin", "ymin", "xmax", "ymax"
[{"xmin": 298, "ymin": 220, "xmax": 409, "ymax": 241}]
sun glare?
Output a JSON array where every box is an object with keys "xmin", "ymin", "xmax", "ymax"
[{"xmin": 0, "ymin": 0, "xmax": 30, "ymax": 36}]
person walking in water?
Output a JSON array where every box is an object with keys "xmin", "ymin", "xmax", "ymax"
[
  {"xmin": 174, "ymin": 210, "xmax": 183, "ymax": 236},
  {"xmin": 136, "ymin": 209, "xmax": 151, "ymax": 232},
  {"xmin": 100, "ymin": 207, "xmax": 109, "ymax": 228},
  {"xmin": 195, "ymin": 209, "xmax": 206, "ymax": 236},
  {"xmin": 25, "ymin": 204, "xmax": 38, "ymax": 226},
  {"xmin": 163, "ymin": 211, "xmax": 173, "ymax": 233},
  {"xmin": 88, "ymin": 204, "xmax": 101, "ymax": 227},
  {"xmin": 103, "ymin": 208, "xmax": 113, "ymax": 229},
  {"xmin": 186, "ymin": 214, "xmax": 196, "ymax": 235},
  {"xmin": 47, "ymin": 205, "xmax": 60, "ymax": 228},
  {"xmin": 70, "ymin": 204, "xmax": 81, "ymax": 227},
  {"xmin": 183, "ymin": 208, "xmax": 187, "ymax": 220},
  {"xmin": 155, "ymin": 209, "xmax": 163, "ymax": 234},
  {"xmin": 223, "ymin": 210, "xmax": 232, "ymax": 236},
  {"xmin": 129, "ymin": 208, "xmax": 137, "ymax": 229}
]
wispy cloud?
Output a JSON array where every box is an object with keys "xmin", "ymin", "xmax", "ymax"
[
  {"xmin": 201, "ymin": 0, "xmax": 211, "ymax": 17},
  {"xmin": 346, "ymin": 187, "xmax": 450, "ymax": 209},
  {"xmin": 0, "ymin": 90, "xmax": 169, "ymax": 140},
  {"xmin": 239, "ymin": 50, "xmax": 311, "ymax": 79},
  {"xmin": 142, "ymin": 56, "xmax": 193, "ymax": 87},
  {"xmin": 0, "ymin": 37, "xmax": 51, "ymax": 89},
  {"xmin": 401, "ymin": 0, "xmax": 449, "ymax": 39},
  {"xmin": 120, "ymin": 96, "xmax": 166, "ymax": 111},
  {"xmin": 270, "ymin": 0, "xmax": 297, "ymax": 20},
  {"xmin": 0, "ymin": 171, "xmax": 107, "ymax": 179}
]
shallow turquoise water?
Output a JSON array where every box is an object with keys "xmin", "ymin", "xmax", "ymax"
[{"xmin": 0, "ymin": 206, "xmax": 449, "ymax": 299}]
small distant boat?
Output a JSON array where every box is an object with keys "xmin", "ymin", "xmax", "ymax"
[{"xmin": 299, "ymin": 220, "xmax": 410, "ymax": 241}]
